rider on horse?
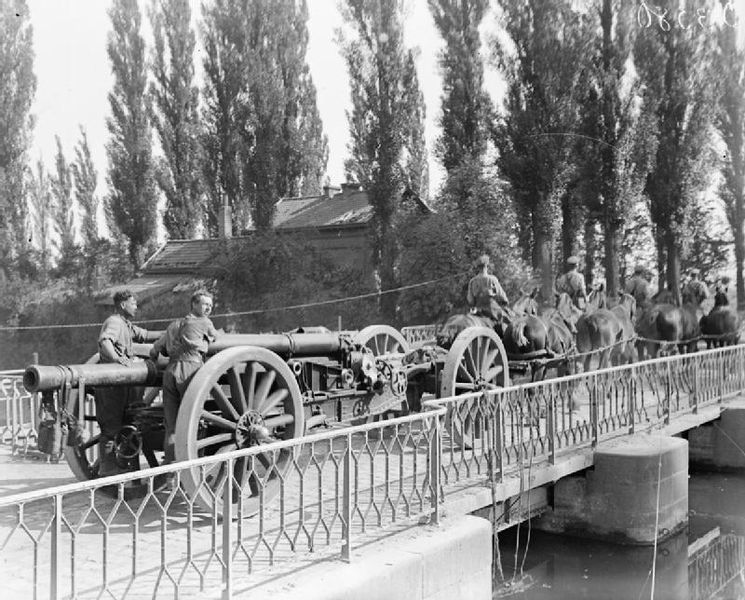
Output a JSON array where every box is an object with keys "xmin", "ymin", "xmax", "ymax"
[
  {"xmin": 466, "ymin": 254, "xmax": 509, "ymax": 323},
  {"xmin": 555, "ymin": 256, "xmax": 588, "ymax": 309}
]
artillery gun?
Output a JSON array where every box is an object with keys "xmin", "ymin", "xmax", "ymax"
[{"xmin": 23, "ymin": 324, "xmax": 510, "ymax": 512}]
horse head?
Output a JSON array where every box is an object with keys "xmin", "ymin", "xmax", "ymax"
[
  {"xmin": 653, "ymin": 288, "xmax": 678, "ymax": 306},
  {"xmin": 586, "ymin": 282, "xmax": 607, "ymax": 313},
  {"xmin": 554, "ymin": 292, "xmax": 582, "ymax": 334},
  {"xmin": 714, "ymin": 290, "xmax": 729, "ymax": 307},
  {"xmin": 614, "ymin": 292, "xmax": 637, "ymax": 323},
  {"xmin": 512, "ymin": 287, "xmax": 540, "ymax": 317}
]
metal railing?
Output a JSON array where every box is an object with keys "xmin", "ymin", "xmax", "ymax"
[
  {"xmin": 427, "ymin": 345, "xmax": 745, "ymax": 490},
  {"xmin": 401, "ymin": 324, "xmax": 440, "ymax": 346},
  {"xmin": 0, "ymin": 409, "xmax": 444, "ymax": 600},
  {"xmin": 689, "ymin": 534, "xmax": 745, "ymax": 599},
  {"xmin": 2, "ymin": 344, "xmax": 745, "ymax": 599},
  {"xmin": 0, "ymin": 370, "xmax": 39, "ymax": 455}
]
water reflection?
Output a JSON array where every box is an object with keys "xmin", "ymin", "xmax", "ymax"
[{"xmin": 494, "ymin": 472, "xmax": 745, "ymax": 599}]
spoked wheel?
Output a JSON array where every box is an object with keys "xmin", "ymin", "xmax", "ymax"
[
  {"xmin": 63, "ymin": 353, "xmax": 167, "ymax": 497},
  {"xmin": 175, "ymin": 347, "xmax": 304, "ymax": 515},
  {"xmin": 440, "ymin": 327, "xmax": 509, "ymax": 449},
  {"xmin": 353, "ymin": 325, "xmax": 410, "ymax": 357}
]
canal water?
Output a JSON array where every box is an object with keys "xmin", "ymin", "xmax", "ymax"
[{"xmin": 494, "ymin": 471, "xmax": 745, "ymax": 599}]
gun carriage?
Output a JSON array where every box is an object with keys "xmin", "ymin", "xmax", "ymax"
[{"xmin": 23, "ymin": 324, "xmax": 509, "ymax": 512}]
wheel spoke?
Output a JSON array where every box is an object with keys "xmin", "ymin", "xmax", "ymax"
[
  {"xmin": 374, "ymin": 336, "xmax": 381, "ymax": 355},
  {"xmin": 258, "ymin": 388, "xmax": 289, "ymax": 416},
  {"xmin": 227, "ymin": 367, "xmax": 247, "ymax": 414},
  {"xmin": 457, "ymin": 359, "xmax": 475, "ymax": 383},
  {"xmin": 243, "ymin": 362, "xmax": 258, "ymax": 412},
  {"xmin": 211, "ymin": 384, "xmax": 240, "ymax": 421},
  {"xmin": 196, "ymin": 432, "xmax": 234, "ymax": 450},
  {"xmin": 80, "ymin": 433, "xmax": 101, "ymax": 452},
  {"xmin": 253, "ymin": 370, "xmax": 277, "ymax": 410},
  {"xmin": 465, "ymin": 349, "xmax": 479, "ymax": 379},
  {"xmin": 264, "ymin": 414, "xmax": 294, "ymax": 430},
  {"xmin": 455, "ymin": 382, "xmax": 476, "ymax": 391},
  {"xmin": 482, "ymin": 346, "xmax": 498, "ymax": 374},
  {"xmin": 201, "ymin": 410, "xmax": 237, "ymax": 431},
  {"xmin": 485, "ymin": 365, "xmax": 504, "ymax": 384}
]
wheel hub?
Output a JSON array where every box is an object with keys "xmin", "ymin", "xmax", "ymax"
[{"xmin": 235, "ymin": 410, "xmax": 271, "ymax": 448}]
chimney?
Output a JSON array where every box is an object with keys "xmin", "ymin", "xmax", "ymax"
[
  {"xmin": 323, "ymin": 183, "xmax": 341, "ymax": 199},
  {"xmin": 340, "ymin": 182, "xmax": 361, "ymax": 193},
  {"xmin": 218, "ymin": 198, "xmax": 232, "ymax": 238}
]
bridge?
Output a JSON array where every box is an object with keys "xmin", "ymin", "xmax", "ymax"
[{"xmin": 1, "ymin": 343, "xmax": 745, "ymax": 599}]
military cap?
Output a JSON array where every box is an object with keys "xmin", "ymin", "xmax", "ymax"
[
  {"xmin": 566, "ymin": 256, "xmax": 579, "ymax": 265},
  {"xmin": 475, "ymin": 254, "xmax": 490, "ymax": 268},
  {"xmin": 634, "ymin": 264, "xmax": 645, "ymax": 274}
]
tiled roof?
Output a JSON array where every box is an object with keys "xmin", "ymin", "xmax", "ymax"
[
  {"xmin": 143, "ymin": 238, "xmax": 228, "ymax": 273},
  {"xmin": 94, "ymin": 275, "xmax": 195, "ymax": 305},
  {"xmin": 274, "ymin": 189, "xmax": 372, "ymax": 229}
]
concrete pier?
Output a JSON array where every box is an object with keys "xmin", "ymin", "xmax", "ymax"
[
  {"xmin": 534, "ymin": 435, "xmax": 689, "ymax": 544},
  {"xmin": 247, "ymin": 515, "xmax": 492, "ymax": 600},
  {"xmin": 688, "ymin": 400, "xmax": 745, "ymax": 469}
]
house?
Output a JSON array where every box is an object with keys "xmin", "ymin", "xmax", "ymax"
[{"xmin": 95, "ymin": 183, "xmax": 389, "ymax": 306}]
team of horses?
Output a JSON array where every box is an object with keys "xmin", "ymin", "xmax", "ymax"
[{"xmin": 435, "ymin": 280, "xmax": 741, "ymax": 381}]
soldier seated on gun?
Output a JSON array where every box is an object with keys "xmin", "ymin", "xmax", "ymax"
[
  {"xmin": 150, "ymin": 290, "xmax": 218, "ymax": 465},
  {"xmin": 97, "ymin": 290, "xmax": 163, "ymax": 477}
]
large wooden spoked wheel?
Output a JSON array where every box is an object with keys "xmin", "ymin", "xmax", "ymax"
[
  {"xmin": 175, "ymin": 346, "xmax": 304, "ymax": 515},
  {"xmin": 353, "ymin": 325, "xmax": 410, "ymax": 357},
  {"xmin": 440, "ymin": 327, "xmax": 509, "ymax": 449},
  {"xmin": 63, "ymin": 353, "xmax": 165, "ymax": 497}
]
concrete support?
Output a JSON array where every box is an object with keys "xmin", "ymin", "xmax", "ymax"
[
  {"xmin": 534, "ymin": 435, "xmax": 688, "ymax": 545},
  {"xmin": 247, "ymin": 516, "xmax": 492, "ymax": 600},
  {"xmin": 689, "ymin": 401, "xmax": 745, "ymax": 469}
]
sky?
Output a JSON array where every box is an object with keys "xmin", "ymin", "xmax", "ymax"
[{"xmin": 27, "ymin": 0, "xmax": 450, "ymax": 205}]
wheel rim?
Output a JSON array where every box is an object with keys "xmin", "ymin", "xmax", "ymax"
[
  {"xmin": 353, "ymin": 325, "xmax": 409, "ymax": 357},
  {"xmin": 175, "ymin": 347, "xmax": 304, "ymax": 515},
  {"xmin": 440, "ymin": 327, "xmax": 509, "ymax": 449}
]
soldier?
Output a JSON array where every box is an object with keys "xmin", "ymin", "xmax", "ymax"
[
  {"xmin": 682, "ymin": 268, "xmax": 709, "ymax": 306},
  {"xmin": 150, "ymin": 290, "xmax": 218, "ymax": 464},
  {"xmin": 625, "ymin": 264, "xmax": 651, "ymax": 307},
  {"xmin": 555, "ymin": 256, "xmax": 588, "ymax": 309},
  {"xmin": 466, "ymin": 254, "xmax": 509, "ymax": 321},
  {"xmin": 97, "ymin": 290, "xmax": 162, "ymax": 476}
]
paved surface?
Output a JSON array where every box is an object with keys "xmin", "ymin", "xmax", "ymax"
[{"xmin": 0, "ymin": 445, "xmax": 76, "ymax": 497}]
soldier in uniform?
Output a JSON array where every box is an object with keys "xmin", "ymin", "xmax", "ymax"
[
  {"xmin": 150, "ymin": 290, "xmax": 218, "ymax": 464},
  {"xmin": 466, "ymin": 254, "xmax": 509, "ymax": 321},
  {"xmin": 682, "ymin": 268, "xmax": 709, "ymax": 305},
  {"xmin": 555, "ymin": 256, "xmax": 588, "ymax": 309},
  {"xmin": 625, "ymin": 264, "xmax": 651, "ymax": 307},
  {"xmin": 97, "ymin": 290, "xmax": 162, "ymax": 476}
]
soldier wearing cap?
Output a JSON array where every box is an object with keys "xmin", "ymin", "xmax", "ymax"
[
  {"xmin": 556, "ymin": 255, "xmax": 588, "ymax": 309},
  {"xmin": 625, "ymin": 264, "xmax": 651, "ymax": 307},
  {"xmin": 466, "ymin": 254, "xmax": 509, "ymax": 321},
  {"xmin": 682, "ymin": 268, "xmax": 709, "ymax": 305}
]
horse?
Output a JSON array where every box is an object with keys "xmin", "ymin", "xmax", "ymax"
[
  {"xmin": 576, "ymin": 285, "xmax": 634, "ymax": 371},
  {"xmin": 503, "ymin": 292, "xmax": 581, "ymax": 379},
  {"xmin": 435, "ymin": 290, "xmax": 541, "ymax": 350},
  {"xmin": 700, "ymin": 291, "xmax": 739, "ymax": 348},
  {"xmin": 635, "ymin": 288, "xmax": 700, "ymax": 358}
]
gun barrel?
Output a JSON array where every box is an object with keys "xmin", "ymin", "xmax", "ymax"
[
  {"xmin": 208, "ymin": 333, "xmax": 344, "ymax": 357},
  {"xmin": 23, "ymin": 361, "xmax": 161, "ymax": 393}
]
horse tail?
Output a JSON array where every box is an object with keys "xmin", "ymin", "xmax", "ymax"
[{"xmin": 512, "ymin": 320, "xmax": 529, "ymax": 348}]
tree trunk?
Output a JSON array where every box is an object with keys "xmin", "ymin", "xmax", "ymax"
[
  {"xmin": 666, "ymin": 237, "xmax": 681, "ymax": 305},
  {"xmin": 561, "ymin": 196, "xmax": 575, "ymax": 266},
  {"xmin": 584, "ymin": 216, "xmax": 595, "ymax": 287},
  {"xmin": 655, "ymin": 226, "xmax": 666, "ymax": 289},
  {"xmin": 534, "ymin": 228, "xmax": 554, "ymax": 304},
  {"xmin": 603, "ymin": 223, "xmax": 620, "ymax": 297},
  {"xmin": 735, "ymin": 221, "xmax": 745, "ymax": 310}
]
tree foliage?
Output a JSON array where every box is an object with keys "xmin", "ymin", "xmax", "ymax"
[
  {"xmin": 715, "ymin": 7, "xmax": 745, "ymax": 308},
  {"xmin": 428, "ymin": 0, "xmax": 491, "ymax": 177},
  {"xmin": 105, "ymin": 0, "xmax": 159, "ymax": 269},
  {"xmin": 0, "ymin": 0, "xmax": 36, "ymax": 276},
  {"xmin": 71, "ymin": 127, "xmax": 99, "ymax": 248},
  {"xmin": 27, "ymin": 160, "xmax": 53, "ymax": 277},
  {"xmin": 492, "ymin": 0, "xmax": 590, "ymax": 300},
  {"xmin": 635, "ymin": 0, "xmax": 718, "ymax": 298},
  {"xmin": 337, "ymin": 0, "xmax": 428, "ymax": 320},
  {"xmin": 51, "ymin": 136, "xmax": 76, "ymax": 253},
  {"xmin": 149, "ymin": 0, "xmax": 204, "ymax": 239}
]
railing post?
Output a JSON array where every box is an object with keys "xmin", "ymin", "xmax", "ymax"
[
  {"xmin": 664, "ymin": 362, "xmax": 672, "ymax": 425},
  {"xmin": 50, "ymin": 494, "xmax": 61, "ymax": 600},
  {"xmin": 495, "ymin": 393, "xmax": 505, "ymax": 484},
  {"xmin": 591, "ymin": 374, "xmax": 598, "ymax": 448},
  {"xmin": 429, "ymin": 413, "xmax": 441, "ymax": 525},
  {"xmin": 341, "ymin": 432, "xmax": 353, "ymax": 562},
  {"xmin": 628, "ymin": 366, "xmax": 636, "ymax": 435},
  {"xmin": 719, "ymin": 351, "xmax": 725, "ymax": 403},
  {"xmin": 222, "ymin": 457, "xmax": 233, "ymax": 600},
  {"xmin": 547, "ymin": 390, "xmax": 555, "ymax": 465},
  {"xmin": 692, "ymin": 358, "xmax": 699, "ymax": 415}
]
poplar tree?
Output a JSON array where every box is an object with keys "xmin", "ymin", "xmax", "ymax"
[
  {"xmin": 106, "ymin": 0, "xmax": 158, "ymax": 269},
  {"xmin": 28, "ymin": 160, "xmax": 53, "ymax": 277},
  {"xmin": 149, "ymin": 0, "xmax": 203, "ymax": 239},
  {"xmin": 71, "ymin": 128, "xmax": 99, "ymax": 248},
  {"xmin": 338, "ymin": 0, "xmax": 428, "ymax": 319},
  {"xmin": 492, "ymin": 0, "xmax": 589, "ymax": 300},
  {"xmin": 51, "ymin": 136, "xmax": 76, "ymax": 257},
  {"xmin": 635, "ymin": 0, "xmax": 717, "ymax": 298},
  {"xmin": 715, "ymin": 7, "xmax": 745, "ymax": 308},
  {"xmin": 0, "ymin": 0, "xmax": 36, "ymax": 276}
]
